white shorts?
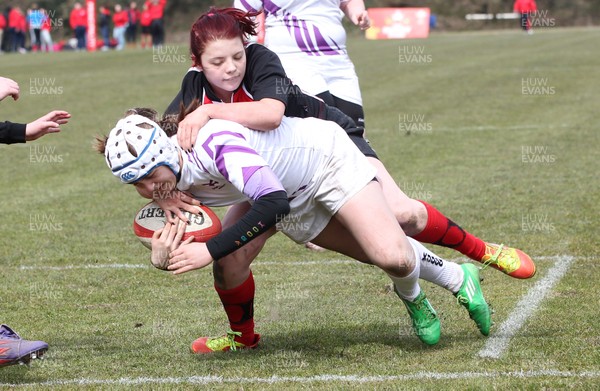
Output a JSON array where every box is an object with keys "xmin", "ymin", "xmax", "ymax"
[
  {"xmin": 278, "ymin": 52, "xmax": 363, "ymax": 106},
  {"xmin": 278, "ymin": 123, "xmax": 376, "ymax": 243}
]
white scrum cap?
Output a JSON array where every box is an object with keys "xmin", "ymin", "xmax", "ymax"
[{"xmin": 104, "ymin": 114, "xmax": 180, "ymax": 184}]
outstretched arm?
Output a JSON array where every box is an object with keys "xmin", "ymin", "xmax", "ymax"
[{"xmin": 25, "ymin": 110, "xmax": 71, "ymax": 141}]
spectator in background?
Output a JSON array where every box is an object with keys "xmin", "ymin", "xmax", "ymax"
[
  {"xmin": 9, "ymin": 6, "xmax": 26, "ymax": 53},
  {"xmin": 27, "ymin": 4, "xmax": 43, "ymax": 51},
  {"xmin": 99, "ymin": 4, "xmax": 111, "ymax": 51},
  {"xmin": 39, "ymin": 9, "xmax": 53, "ymax": 52},
  {"xmin": 126, "ymin": 2, "xmax": 140, "ymax": 46},
  {"xmin": 69, "ymin": 2, "xmax": 87, "ymax": 50},
  {"xmin": 0, "ymin": 12, "xmax": 5, "ymax": 53},
  {"xmin": 113, "ymin": 4, "xmax": 128, "ymax": 50},
  {"xmin": 514, "ymin": 0, "xmax": 537, "ymax": 34},
  {"xmin": 140, "ymin": 3, "xmax": 151, "ymax": 49},
  {"xmin": 146, "ymin": 0, "xmax": 166, "ymax": 46},
  {"xmin": 1, "ymin": 7, "xmax": 11, "ymax": 53}
]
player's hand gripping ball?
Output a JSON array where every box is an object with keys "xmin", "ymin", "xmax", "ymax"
[{"xmin": 133, "ymin": 201, "xmax": 222, "ymax": 250}]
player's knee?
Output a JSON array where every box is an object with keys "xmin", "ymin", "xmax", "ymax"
[
  {"xmin": 394, "ymin": 199, "xmax": 427, "ymax": 236},
  {"xmin": 373, "ymin": 243, "xmax": 415, "ymax": 277}
]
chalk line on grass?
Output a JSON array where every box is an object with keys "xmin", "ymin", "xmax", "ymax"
[{"xmin": 478, "ymin": 255, "xmax": 575, "ymax": 359}]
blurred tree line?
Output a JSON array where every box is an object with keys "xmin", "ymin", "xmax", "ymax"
[{"xmin": 7, "ymin": 0, "xmax": 598, "ymax": 40}]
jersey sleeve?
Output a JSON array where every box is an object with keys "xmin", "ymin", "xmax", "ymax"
[
  {"xmin": 164, "ymin": 69, "xmax": 203, "ymax": 116},
  {"xmin": 0, "ymin": 121, "xmax": 26, "ymax": 144},
  {"xmin": 244, "ymin": 44, "xmax": 290, "ymax": 106}
]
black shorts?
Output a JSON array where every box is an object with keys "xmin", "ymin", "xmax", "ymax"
[
  {"xmin": 141, "ymin": 26, "xmax": 151, "ymax": 34},
  {"xmin": 320, "ymin": 103, "xmax": 378, "ymax": 159}
]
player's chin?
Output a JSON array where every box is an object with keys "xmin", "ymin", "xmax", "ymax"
[{"xmin": 222, "ymin": 79, "xmax": 241, "ymax": 90}]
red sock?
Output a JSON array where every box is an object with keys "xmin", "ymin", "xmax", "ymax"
[
  {"xmin": 412, "ymin": 201, "xmax": 486, "ymax": 261},
  {"xmin": 214, "ymin": 271, "xmax": 257, "ymax": 345}
]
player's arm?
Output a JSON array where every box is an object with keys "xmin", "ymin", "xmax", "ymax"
[
  {"xmin": 168, "ymin": 126, "xmax": 290, "ymax": 274},
  {"xmin": 177, "ymin": 98, "xmax": 284, "ymax": 150},
  {"xmin": 190, "ymin": 99, "xmax": 285, "ymax": 130},
  {"xmin": 0, "ymin": 121, "xmax": 26, "ymax": 144},
  {"xmin": 340, "ymin": 0, "xmax": 370, "ymax": 30},
  {"xmin": 0, "ymin": 76, "xmax": 20, "ymax": 101},
  {"xmin": 168, "ymin": 168, "xmax": 289, "ymax": 274}
]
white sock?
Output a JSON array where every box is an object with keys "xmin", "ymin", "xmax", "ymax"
[
  {"xmin": 388, "ymin": 249, "xmax": 421, "ymax": 301},
  {"xmin": 408, "ymin": 237, "xmax": 464, "ymax": 294}
]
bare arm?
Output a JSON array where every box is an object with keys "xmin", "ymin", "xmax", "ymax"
[
  {"xmin": 177, "ymin": 98, "xmax": 285, "ymax": 150},
  {"xmin": 0, "ymin": 77, "xmax": 20, "ymax": 101},
  {"xmin": 340, "ymin": 0, "xmax": 370, "ymax": 30}
]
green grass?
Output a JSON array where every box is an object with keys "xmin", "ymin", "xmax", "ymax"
[{"xmin": 0, "ymin": 27, "xmax": 599, "ymax": 389}]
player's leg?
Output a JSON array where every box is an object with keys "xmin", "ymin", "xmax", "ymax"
[
  {"xmin": 367, "ymin": 157, "xmax": 535, "ymax": 279},
  {"xmin": 311, "ymin": 181, "xmax": 441, "ymax": 345},
  {"xmin": 192, "ymin": 202, "xmax": 276, "ymax": 353},
  {"xmin": 409, "ymin": 238, "xmax": 491, "ymax": 336}
]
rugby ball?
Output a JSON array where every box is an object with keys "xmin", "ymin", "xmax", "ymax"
[{"xmin": 133, "ymin": 201, "xmax": 222, "ymax": 249}]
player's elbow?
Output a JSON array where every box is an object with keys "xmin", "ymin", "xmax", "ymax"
[
  {"xmin": 267, "ymin": 115, "xmax": 282, "ymax": 129},
  {"xmin": 259, "ymin": 99, "xmax": 285, "ymax": 130}
]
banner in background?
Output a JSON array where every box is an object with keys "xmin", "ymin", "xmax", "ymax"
[
  {"xmin": 366, "ymin": 8, "xmax": 430, "ymax": 40},
  {"xmin": 86, "ymin": 0, "xmax": 96, "ymax": 51}
]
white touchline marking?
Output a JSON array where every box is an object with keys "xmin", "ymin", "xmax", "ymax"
[
  {"xmin": 435, "ymin": 124, "xmax": 571, "ymax": 132},
  {"xmin": 1, "ymin": 370, "xmax": 598, "ymax": 387},
  {"xmin": 16, "ymin": 254, "xmax": 588, "ymax": 271},
  {"xmin": 478, "ymin": 255, "xmax": 575, "ymax": 359},
  {"xmin": 17, "ymin": 259, "xmax": 356, "ymax": 271},
  {"xmin": 15, "ymin": 255, "xmax": 586, "ymax": 271},
  {"xmin": 19, "ymin": 264, "xmax": 148, "ymax": 271}
]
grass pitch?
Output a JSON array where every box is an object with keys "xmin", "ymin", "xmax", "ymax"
[{"xmin": 0, "ymin": 27, "xmax": 599, "ymax": 389}]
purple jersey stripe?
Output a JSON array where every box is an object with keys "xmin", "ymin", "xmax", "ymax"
[
  {"xmin": 214, "ymin": 144, "xmax": 260, "ymax": 181},
  {"xmin": 242, "ymin": 165, "xmax": 263, "ymax": 186},
  {"xmin": 313, "ymin": 25, "xmax": 341, "ymax": 55},
  {"xmin": 201, "ymin": 131, "xmax": 247, "ymax": 159},
  {"xmin": 244, "ymin": 166, "xmax": 286, "ymax": 199},
  {"xmin": 301, "ymin": 20, "xmax": 319, "ymax": 55},
  {"xmin": 186, "ymin": 150, "xmax": 207, "ymax": 172},
  {"xmin": 263, "ymin": 0, "xmax": 281, "ymax": 17},
  {"xmin": 290, "ymin": 16, "xmax": 313, "ymax": 56}
]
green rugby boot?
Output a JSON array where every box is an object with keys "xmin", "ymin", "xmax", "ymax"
[
  {"xmin": 397, "ymin": 289, "xmax": 441, "ymax": 345},
  {"xmin": 456, "ymin": 263, "xmax": 492, "ymax": 336}
]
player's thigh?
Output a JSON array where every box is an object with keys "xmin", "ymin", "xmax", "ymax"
[
  {"xmin": 317, "ymin": 181, "xmax": 415, "ymax": 275},
  {"xmin": 367, "ymin": 157, "xmax": 427, "ymax": 235}
]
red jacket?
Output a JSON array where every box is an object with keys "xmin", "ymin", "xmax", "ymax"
[
  {"xmin": 146, "ymin": 0, "xmax": 166, "ymax": 20},
  {"xmin": 9, "ymin": 8, "xmax": 26, "ymax": 31},
  {"xmin": 514, "ymin": 0, "xmax": 537, "ymax": 13},
  {"xmin": 0, "ymin": 14, "xmax": 5, "ymax": 29},
  {"xmin": 140, "ymin": 10, "xmax": 151, "ymax": 27},
  {"xmin": 113, "ymin": 11, "xmax": 128, "ymax": 27},
  {"xmin": 41, "ymin": 15, "xmax": 51, "ymax": 31},
  {"xmin": 128, "ymin": 9, "xmax": 141, "ymax": 24},
  {"xmin": 70, "ymin": 8, "xmax": 87, "ymax": 28}
]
